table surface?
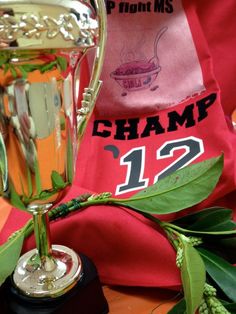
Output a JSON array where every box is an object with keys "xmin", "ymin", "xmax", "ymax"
[{"xmin": 103, "ymin": 285, "xmax": 179, "ymax": 314}]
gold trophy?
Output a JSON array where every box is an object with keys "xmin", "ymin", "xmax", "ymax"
[{"xmin": 0, "ymin": 0, "xmax": 106, "ymax": 311}]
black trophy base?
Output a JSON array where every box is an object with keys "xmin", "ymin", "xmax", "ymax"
[{"xmin": 0, "ymin": 254, "xmax": 109, "ymax": 314}]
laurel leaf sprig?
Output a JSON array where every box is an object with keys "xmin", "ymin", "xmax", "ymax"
[
  {"xmin": 0, "ymin": 155, "xmax": 235, "ymax": 313},
  {"xmin": 0, "ymin": 52, "xmax": 68, "ymax": 79}
]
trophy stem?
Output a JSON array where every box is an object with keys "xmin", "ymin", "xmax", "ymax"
[
  {"xmin": 13, "ymin": 204, "xmax": 83, "ymax": 297},
  {"xmin": 32, "ymin": 206, "xmax": 56, "ymax": 272}
]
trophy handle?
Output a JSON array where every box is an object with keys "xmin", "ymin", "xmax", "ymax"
[{"xmin": 77, "ymin": 0, "xmax": 107, "ymax": 135}]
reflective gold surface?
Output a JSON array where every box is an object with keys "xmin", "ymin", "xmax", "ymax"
[
  {"xmin": 0, "ymin": 52, "xmax": 84, "ymax": 208},
  {"xmin": 0, "ymin": 0, "xmax": 98, "ymax": 49},
  {"xmin": 0, "ymin": 0, "xmax": 106, "ymax": 298},
  {"xmin": 14, "ymin": 245, "xmax": 83, "ymax": 297}
]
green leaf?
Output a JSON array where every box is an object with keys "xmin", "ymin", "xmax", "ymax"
[
  {"xmin": 18, "ymin": 65, "xmax": 28, "ymax": 79},
  {"xmin": 181, "ymin": 239, "xmax": 205, "ymax": 314},
  {"xmin": 51, "ymin": 171, "xmax": 67, "ymax": 189},
  {"xmin": 220, "ymin": 300, "xmax": 236, "ymax": 313},
  {"xmin": 40, "ymin": 61, "xmax": 57, "ymax": 73},
  {"xmin": 0, "ymin": 230, "xmax": 24, "ymax": 285},
  {"xmin": 0, "ymin": 57, "xmax": 8, "ymax": 67},
  {"xmin": 20, "ymin": 64, "xmax": 39, "ymax": 72},
  {"xmin": 56, "ymin": 56, "xmax": 68, "ymax": 72},
  {"xmin": 168, "ymin": 299, "xmax": 186, "ymax": 314},
  {"xmin": 38, "ymin": 190, "xmax": 58, "ymax": 200},
  {"xmin": 172, "ymin": 207, "xmax": 236, "ymax": 231},
  {"xmin": 198, "ymin": 248, "xmax": 236, "ymax": 302},
  {"xmin": 219, "ymin": 237, "xmax": 236, "ymax": 249},
  {"xmin": 66, "ymin": 133, "xmax": 74, "ymax": 184},
  {"xmin": 9, "ymin": 183, "xmax": 27, "ymax": 211},
  {"xmin": 114, "ymin": 155, "xmax": 223, "ymax": 215},
  {"xmin": 9, "ymin": 65, "xmax": 17, "ymax": 78},
  {"xmin": 200, "ymin": 236, "xmax": 236, "ymax": 264},
  {"xmin": 3, "ymin": 63, "xmax": 9, "ymax": 74},
  {"xmin": 26, "ymin": 166, "xmax": 33, "ymax": 197},
  {"xmin": 34, "ymin": 159, "xmax": 42, "ymax": 195}
]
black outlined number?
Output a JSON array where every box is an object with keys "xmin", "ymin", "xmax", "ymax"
[
  {"xmin": 116, "ymin": 146, "xmax": 149, "ymax": 195},
  {"xmin": 154, "ymin": 136, "xmax": 204, "ymax": 182},
  {"xmin": 115, "ymin": 137, "xmax": 204, "ymax": 195}
]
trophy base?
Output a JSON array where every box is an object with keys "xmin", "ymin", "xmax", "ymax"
[
  {"xmin": 1, "ymin": 254, "xmax": 109, "ymax": 314},
  {"xmin": 13, "ymin": 245, "xmax": 83, "ymax": 298}
]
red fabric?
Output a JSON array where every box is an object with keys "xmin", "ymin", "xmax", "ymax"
[
  {"xmin": 75, "ymin": 0, "xmax": 236, "ymax": 212},
  {"xmin": 191, "ymin": 0, "xmax": 236, "ymax": 117},
  {"xmin": 1, "ymin": 0, "xmax": 236, "ymax": 289}
]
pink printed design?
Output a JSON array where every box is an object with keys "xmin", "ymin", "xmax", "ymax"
[{"xmin": 110, "ymin": 27, "xmax": 167, "ymax": 95}]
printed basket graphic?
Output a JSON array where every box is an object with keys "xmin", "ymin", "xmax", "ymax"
[{"xmin": 111, "ymin": 61, "xmax": 161, "ymax": 92}]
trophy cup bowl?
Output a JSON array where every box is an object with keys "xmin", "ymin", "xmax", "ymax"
[{"xmin": 0, "ymin": 0, "xmax": 106, "ymax": 302}]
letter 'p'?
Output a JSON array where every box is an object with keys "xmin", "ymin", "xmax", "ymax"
[{"xmin": 106, "ymin": 0, "xmax": 116, "ymax": 14}]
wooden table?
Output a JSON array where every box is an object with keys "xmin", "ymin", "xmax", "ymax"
[{"xmin": 103, "ymin": 286, "xmax": 179, "ymax": 314}]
